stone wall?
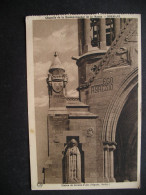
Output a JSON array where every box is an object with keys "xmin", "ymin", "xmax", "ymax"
[{"xmin": 44, "ymin": 18, "xmax": 138, "ymax": 184}]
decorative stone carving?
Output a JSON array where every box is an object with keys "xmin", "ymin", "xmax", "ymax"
[
  {"xmin": 47, "ymin": 73, "xmax": 68, "ymax": 93},
  {"xmin": 110, "ymin": 47, "xmax": 130, "ymax": 67},
  {"xmin": 66, "ymin": 97, "xmax": 79, "ymax": 101},
  {"xmin": 52, "ymin": 81, "xmax": 64, "ymax": 93},
  {"xmin": 47, "ymin": 52, "xmax": 68, "ymax": 94},
  {"xmin": 78, "ymin": 19, "xmax": 137, "ymax": 90},
  {"xmin": 91, "ymin": 64, "xmax": 98, "ymax": 73},
  {"xmin": 87, "ymin": 128, "xmax": 94, "ymax": 137}
]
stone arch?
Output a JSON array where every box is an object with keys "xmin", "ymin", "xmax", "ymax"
[
  {"xmin": 102, "ymin": 68, "xmax": 138, "ymax": 182},
  {"xmin": 114, "ymin": 88, "xmax": 138, "ymax": 182},
  {"xmin": 102, "ymin": 67, "xmax": 138, "ymax": 142}
]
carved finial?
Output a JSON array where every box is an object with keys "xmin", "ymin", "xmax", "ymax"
[{"xmin": 54, "ymin": 52, "xmax": 57, "ymax": 57}]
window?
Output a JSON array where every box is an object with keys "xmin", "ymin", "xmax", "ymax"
[
  {"xmin": 90, "ymin": 19, "xmax": 100, "ymax": 47},
  {"xmin": 106, "ymin": 19, "xmax": 115, "ymax": 46}
]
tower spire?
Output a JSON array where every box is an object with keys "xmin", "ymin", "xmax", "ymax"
[
  {"xmin": 47, "ymin": 53, "xmax": 68, "ymax": 108},
  {"xmin": 49, "ymin": 51, "xmax": 65, "ymax": 73}
]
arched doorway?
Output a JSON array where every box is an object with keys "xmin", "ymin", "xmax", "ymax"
[
  {"xmin": 114, "ymin": 85, "xmax": 138, "ymax": 182},
  {"xmin": 102, "ymin": 68, "xmax": 138, "ymax": 182}
]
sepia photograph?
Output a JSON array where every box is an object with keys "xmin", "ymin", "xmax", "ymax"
[{"xmin": 26, "ymin": 14, "xmax": 141, "ymax": 190}]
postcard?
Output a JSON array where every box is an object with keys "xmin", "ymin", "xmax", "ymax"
[{"xmin": 26, "ymin": 14, "xmax": 141, "ymax": 190}]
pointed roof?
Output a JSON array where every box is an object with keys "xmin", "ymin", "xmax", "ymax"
[{"xmin": 49, "ymin": 52, "xmax": 65, "ymax": 73}]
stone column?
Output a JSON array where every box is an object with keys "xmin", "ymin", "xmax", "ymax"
[
  {"xmin": 109, "ymin": 145, "xmax": 116, "ymax": 182},
  {"xmin": 103, "ymin": 144, "xmax": 109, "ymax": 182},
  {"xmin": 99, "ymin": 19, "xmax": 106, "ymax": 50},
  {"xmin": 84, "ymin": 19, "xmax": 92, "ymax": 53},
  {"xmin": 103, "ymin": 142, "xmax": 116, "ymax": 182},
  {"xmin": 78, "ymin": 19, "xmax": 84, "ymax": 56},
  {"xmin": 114, "ymin": 19, "xmax": 120, "ymax": 38}
]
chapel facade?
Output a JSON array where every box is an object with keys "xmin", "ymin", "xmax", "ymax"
[{"xmin": 44, "ymin": 18, "xmax": 138, "ymax": 183}]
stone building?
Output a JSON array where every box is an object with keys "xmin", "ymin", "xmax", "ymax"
[{"xmin": 44, "ymin": 18, "xmax": 138, "ymax": 183}]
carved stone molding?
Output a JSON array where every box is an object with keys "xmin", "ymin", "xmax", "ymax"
[{"xmin": 102, "ymin": 68, "xmax": 138, "ymax": 142}]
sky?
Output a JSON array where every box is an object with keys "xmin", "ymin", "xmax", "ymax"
[{"xmin": 33, "ymin": 19, "xmax": 79, "ymax": 108}]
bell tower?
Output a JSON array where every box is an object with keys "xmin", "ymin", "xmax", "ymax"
[{"xmin": 47, "ymin": 52, "xmax": 68, "ymax": 108}]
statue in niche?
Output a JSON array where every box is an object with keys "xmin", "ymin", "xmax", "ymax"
[{"xmin": 64, "ymin": 139, "xmax": 81, "ymax": 183}]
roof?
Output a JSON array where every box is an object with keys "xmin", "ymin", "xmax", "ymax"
[{"xmin": 49, "ymin": 52, "xmax": 65, "ymax": 73}]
